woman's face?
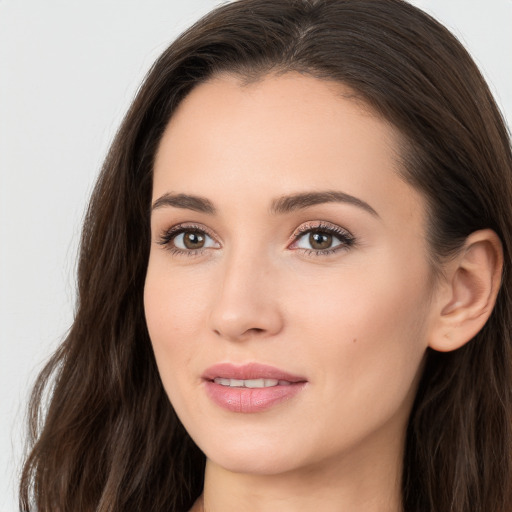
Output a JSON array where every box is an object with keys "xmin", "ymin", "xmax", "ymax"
[{"xmin": 145, "ymin": 73, "xmax": 437, "ymax": 477}]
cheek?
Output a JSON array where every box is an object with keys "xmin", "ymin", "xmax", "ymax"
[
  {"xmin": 144, "ymin": 250, "xmax": 210, "ymax": 335},
  {"xmin": 143, "ymin": 256, "xmax": 209, "ymax": 388},
  {"xmin": 289, "ymin": 256, "xmax": 429, "ymax": 333},
  {"xmin": 286, "ymin": 253, "xmax": 431, "ymax": 403},
  {"xmin": 282, "ymin": 267, "xmax": 429, "ymax": 457}
]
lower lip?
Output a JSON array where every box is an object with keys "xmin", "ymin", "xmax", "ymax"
[{"xmin": 204, "ymin": 380, "xmax": 306, "ymax": 413}]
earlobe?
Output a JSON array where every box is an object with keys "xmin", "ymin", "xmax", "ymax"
[{"xmin": 428, "ymin": 229, "xmax": 503, "ymax": 352}]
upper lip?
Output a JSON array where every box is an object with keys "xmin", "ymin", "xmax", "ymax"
[{"xmin": 202, "ymin": 362, "xmax": 307, "ymax": 383}]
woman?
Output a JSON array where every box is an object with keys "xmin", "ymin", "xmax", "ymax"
[{"xmin": 20, "ymin": 0, "xmax": 512, "ymax": 511}]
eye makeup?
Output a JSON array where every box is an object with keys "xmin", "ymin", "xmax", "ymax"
[
  {"xmin": 288, "ymin": 221, "xmax": 356, "ymax": 256},
  {"xmin": 156, "ymin": 220, "xmax": 356, "ymax": 258},
  {"xmin": 157, "ymin": 223, "xmax": 220, "ymax": 257}
]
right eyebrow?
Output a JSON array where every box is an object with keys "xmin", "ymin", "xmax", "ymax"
[{"xmin": 151, "ymin": 193, "xmax": 216, "ymax": 215}]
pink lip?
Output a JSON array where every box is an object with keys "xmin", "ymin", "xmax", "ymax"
[
  {"xmin": 202, "ymin": 363, "xmax": 307, "ymax": 413},
  {"xmin": 202, "ymin": 362, "xmax": 306, "ymax": 382}
]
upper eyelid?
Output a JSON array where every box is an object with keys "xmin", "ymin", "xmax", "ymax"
[
  {"xmin": 156, "ymin": 220, "xmax": 354, "ymax": 247},
  {"xmin": 155, "ymin": 223, "xmax": 221, "ymax": 252},
  {"xmin": 290, "ymin": 221, "xmax": 353, "ymax": 238},
  {"xmin": 159, "ymin": 222, "xmax": 218, "ymax": 239}
]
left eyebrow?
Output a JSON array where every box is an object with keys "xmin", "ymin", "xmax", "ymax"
[{"xmin": 270, "ymin": 190, "xmax": 379, "ymax": 217}]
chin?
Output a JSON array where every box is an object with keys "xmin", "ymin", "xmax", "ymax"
[
  {"xmin": 206, "ymin": 448, "xmax": 302, "ymax": 476},
  {"xmin": 192, "ymin": 427, "xmax": 308, "ymax": 476}
]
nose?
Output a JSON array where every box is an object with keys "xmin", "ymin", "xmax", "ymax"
[{"xmin": 208, "ymin": 249, "xmax": 284, "ymax": 342}]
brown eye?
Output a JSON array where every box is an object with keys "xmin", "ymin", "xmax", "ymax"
[
  {"xmin": 183, "ymin": 231, "xmax": 206, "ymax": 249},
  {"xmin": 309, "ymin": 232, "xmax": 333, "ymax": 250},
  {"xmin": 167, "ymin": 228, "xmax": 219, "ymax": 252},
  {"xmin": 292, "ymin": 224, "xmax": 354, "ymax": 254}
]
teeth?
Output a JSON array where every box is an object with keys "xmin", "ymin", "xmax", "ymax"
[
  {"xmin": 213, "ymin": 378, "xmax": 284, "ymax": 388},
  {"xmin": 245, "ymin": 378, "xmax": 278, "ymax": 388}
]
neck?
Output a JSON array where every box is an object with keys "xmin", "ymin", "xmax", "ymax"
[{"xmin": 197, "ymin": 433, "xmax": 404, "ymax": 512}]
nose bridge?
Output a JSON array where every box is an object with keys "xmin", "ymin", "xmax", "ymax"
[{"xmin": 209, "ymin": 240, "xmax": 283, "ymax": 341}]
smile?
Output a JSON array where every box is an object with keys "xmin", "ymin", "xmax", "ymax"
[
  {"xmin": 213, "ymin": 378, "xmax": 292, "ymax": 388},
  {"xmin": 203, "ymin": 363, "xmax": 307, "ymax": 413}
]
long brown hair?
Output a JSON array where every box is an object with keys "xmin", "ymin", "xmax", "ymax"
[{"xmin": 20, "ymin": 1, "xmax": 512, "ymax": 511}]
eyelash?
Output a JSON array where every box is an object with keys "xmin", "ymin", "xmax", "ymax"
[
  {"xmin": 157, "ymin": 221, "xmax": 355, "ymax": 258},
  {"xmin": 157, "ymin": 223, "xmax": 217, "ymax": 257},
  {"xmin": 290, "ymin": 222, "xmax": 355, "ymax": 256}
]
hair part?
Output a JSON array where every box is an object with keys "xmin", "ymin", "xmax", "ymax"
[{"xmin": 20, "ymin": 1, "xmax": 512, "ymax": 511}]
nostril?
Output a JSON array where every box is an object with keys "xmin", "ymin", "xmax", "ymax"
[
  {"xmin": 209, "ymin": 301, "xmax": 284, "ymax": 341},
  {"xmin": 213, "ymin": 326, "xmax": 265, "ymax": 339}
]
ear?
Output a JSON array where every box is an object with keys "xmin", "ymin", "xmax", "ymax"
[{"xmin": 428, "ymin": 229, "xmax": 503, "ymax": 352}]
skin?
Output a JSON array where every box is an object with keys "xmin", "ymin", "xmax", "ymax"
[{"xmin": 144, "ymin": 73, "xmax": 466, "ymax": 511}]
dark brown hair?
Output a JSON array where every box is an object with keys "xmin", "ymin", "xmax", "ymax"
[{"xmin": 20, "ymin": 1, "xmax": 512, "ymax": 511}]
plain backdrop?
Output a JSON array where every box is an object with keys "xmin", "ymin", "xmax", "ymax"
[{"xmin": 0, "ymin": 1, "xmax": 511, "ymax": 510}]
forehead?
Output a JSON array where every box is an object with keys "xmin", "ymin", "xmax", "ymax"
[{"xmin": 152, "ymin": 72, "xmax": 422, "ymax": 228}]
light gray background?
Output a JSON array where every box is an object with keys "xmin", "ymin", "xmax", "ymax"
[{"xmin": 1, "ymin": 1, "xmax": 511, "ymax": 510}]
